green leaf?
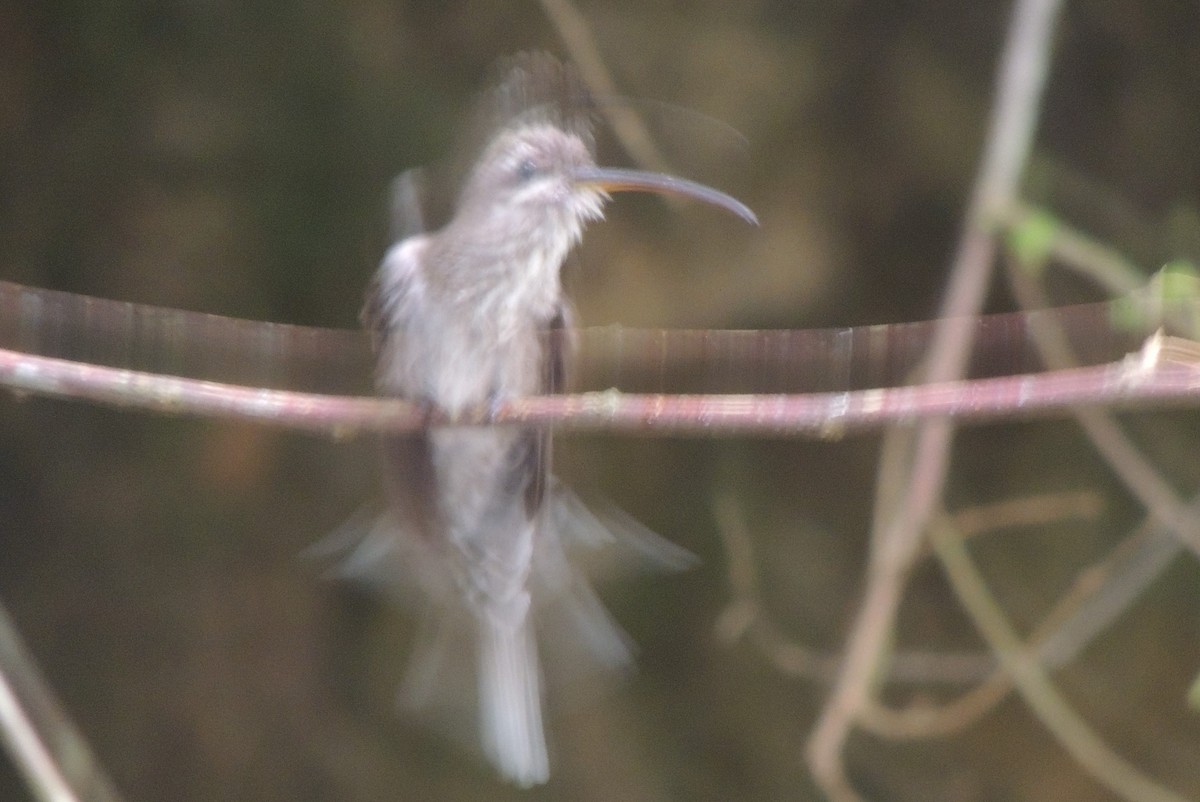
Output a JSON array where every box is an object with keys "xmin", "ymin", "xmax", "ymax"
[
  {"xmin": 1154, "ymin": 260, "xmax": 1200, "ymax": 302},
  {"xmin": 1006, "ymin": 209, "xmax": 1059, "ymax": 276}
]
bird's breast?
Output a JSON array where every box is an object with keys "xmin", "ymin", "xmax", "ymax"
[{"xmin": 379, "ymin": 301, "xmax": 548, "ymax": 416}]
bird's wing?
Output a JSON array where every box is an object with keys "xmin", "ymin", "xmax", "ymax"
[
  {"xmin": 389, "ymin": 168, "xmax": 429, "ymax": 243},
  {"xmin": 524, "ymin": 303, "xmax": 573, "ymax": 518},
  {"xmin": 361, "ymin": 235, "xmax": 429, "ymax": 357},
  {"xmin": 360, "ymin": 237, "xmax": 442, "ymax": 545}
]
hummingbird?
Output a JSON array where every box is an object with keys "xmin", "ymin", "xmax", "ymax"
[{"xmin": 354, "ymin": 52, "xmax": 756, "ymax": 786}]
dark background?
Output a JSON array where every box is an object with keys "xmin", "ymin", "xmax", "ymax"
[{"xmin": 2, "ymin": 1, "xmax": 1200, "ymax": 800}]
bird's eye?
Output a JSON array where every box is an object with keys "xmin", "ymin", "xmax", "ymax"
[{"xmin": 515, "ymin": 159, "xmax": 537, "ymax": 182}]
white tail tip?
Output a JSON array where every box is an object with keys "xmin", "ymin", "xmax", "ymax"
[{"xmin": 479, "ymin": 612, "xmax": 549, "ymax": 787}]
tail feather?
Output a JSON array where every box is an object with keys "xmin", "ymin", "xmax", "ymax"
[
  {"xmin": 315, "ymin": 485, "xmax": 697, "ymax": 785},
  {"xmin": 479, "ymin": 614, "xmax": 548, "ymax": 787}
]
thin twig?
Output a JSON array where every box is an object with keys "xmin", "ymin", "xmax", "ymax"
[
  {"xmin": 0, "ymin": 599, "xmax": 125, "ymax": 802},
  {"xmin": 929, "ymin": 510, "xmax": 1189, "ymax": 802},
  {"xmin": 871, "ymin": 521, "xmax": 1183, "ymax": 740},
  {"xmin": 951, "ymin": 492, "xmax": 1104, "ymax": 538},
  {"xmin": 1030, "ymin": 517, "xmax": 1182, "ymax": 671},
  {"xmin": 860, "ymin": 493, "xmax": 1173, "ymax": 740},
  {"xmin": 716, "ymin": 491, "xmax": 1102, "ymax": 691}
]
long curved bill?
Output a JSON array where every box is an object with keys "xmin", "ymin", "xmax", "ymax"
[{"xmin": 572, "ymin": 166, "xmax": 758, "ymax": 225}]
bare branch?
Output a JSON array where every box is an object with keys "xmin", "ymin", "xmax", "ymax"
[{"xmin": 3, "ymin": 341, "xmax": 1199, "ymax": 437}]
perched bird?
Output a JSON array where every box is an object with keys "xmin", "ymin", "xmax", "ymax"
[{"xmin": 349, "ymin": 52, "xmax": 755, "ymax": 786}]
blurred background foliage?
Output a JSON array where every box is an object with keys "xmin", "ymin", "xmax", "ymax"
[{"xmin": 1, "ymin": 1, "xmax": 1200, "ymax": 800}]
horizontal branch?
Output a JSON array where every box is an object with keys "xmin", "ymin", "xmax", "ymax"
[{"xmin": 2, "ymin": 334, "xmax": 1199, "ymax": 438}]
